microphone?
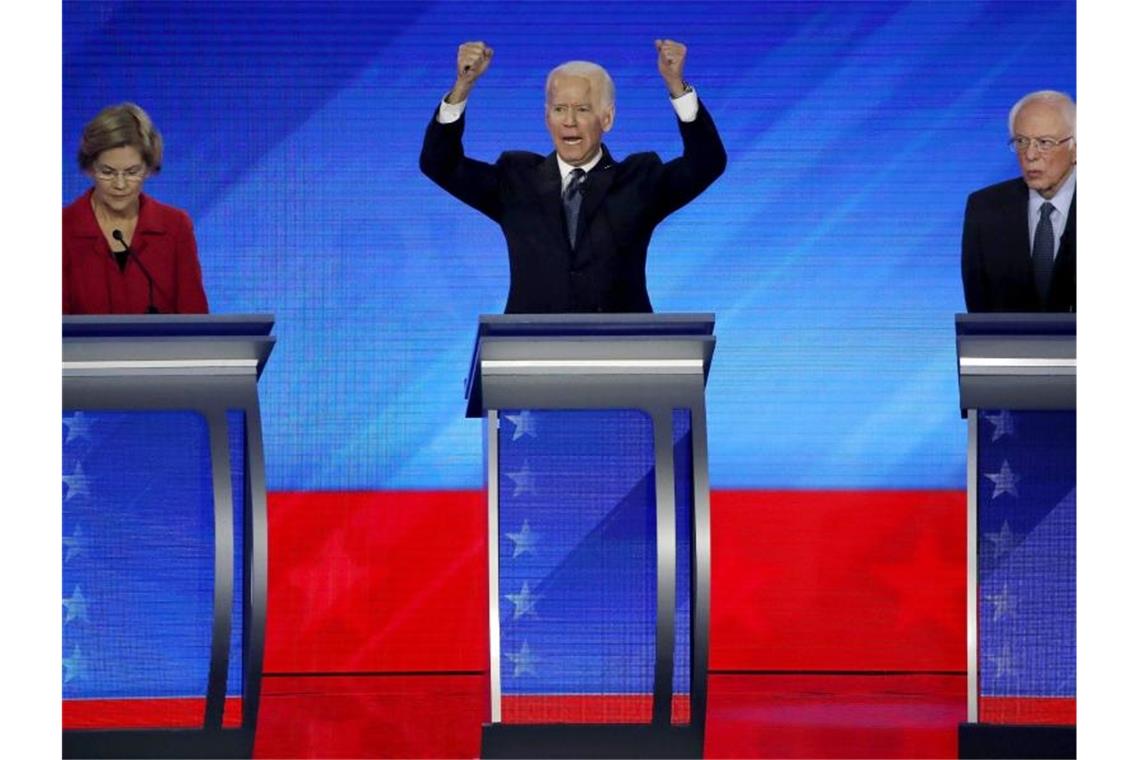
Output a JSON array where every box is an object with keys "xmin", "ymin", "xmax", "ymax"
[{"xmin": 112, "ymin": 229, "xmax": 160, "ymax": 314}]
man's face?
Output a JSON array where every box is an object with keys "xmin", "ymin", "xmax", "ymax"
[
  {"xmin": 1013, "ymin": 100, "xmax": 1076, "ymax": 199},
  {"xmin": 545, "ymin": 74, "xmax": 613, "ymax": 166}
]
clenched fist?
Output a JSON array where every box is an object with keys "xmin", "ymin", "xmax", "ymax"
[
  {"xmin": 448, "ymin": 41, "xmax": 494, "ymax": 103},
  {"xmin": 655, "ymin": 39, "xmax": 687, "ymax": 98}
]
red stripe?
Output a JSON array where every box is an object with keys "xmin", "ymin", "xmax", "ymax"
[
  {"xmin": 251, "ymin": 675, "xmax": 965, "ymax": 757},
  {"xmin": 980, "ymin": 697, "xmax": 1075, "ymax": 725},
  {"xmin": 253, "ymin": 674, "xmax": 484, "ymax": 759},
  {"xmin": 264, "ymin": 489, "xmax": 966, "ymax": 675},
  {"xmin": 499, "ymin": 694, "xmax": 691, "ymax": 724},
  {"xmin": 265, "ymin": 490, "xmax": 488, "ymax": 674},
  {"xmin": 62, "ymin": 697, "xmax": 243, "ymax": 729},
  {"xmin": 711, "ymin": 490, "xmax": 966, "ymax": 671}
]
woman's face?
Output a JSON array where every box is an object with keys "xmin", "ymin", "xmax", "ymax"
[{"xmin": 88, "ymin": 145, "xmax": 149, "ymax": 214}]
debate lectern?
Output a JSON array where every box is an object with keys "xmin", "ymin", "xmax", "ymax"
[
  {"xmin": 62, "ymin": 315, "xmax": 275, "ymax": 759},
  {"xmin": 955, "ymin": 314, "xmax": 1076, "ymax": 759},
  {"xmin": 466, "ymin": 314, "xmax": 716, "ymax": 759}
]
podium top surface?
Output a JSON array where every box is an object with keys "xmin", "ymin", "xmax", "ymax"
[
  {"xmin": 63, "ymin": 314, "xmax": 275, "ymax": 338},
  {"xmin": 954, "ymin": 313, "xmax": 1075, "ymax": 412},
  {"xmin": 466, "ymin": 313, "xmax": 716, "ymax": 418},
  {"xmin": 63, "ymin": 314, "xmax": 276, "ymax": 379},
  {"xmin": 955, "ymin": 312, "xmax": 1075, "ymax": 337},
  {"xmin": 476, "ymin": 312, "xmax": 715, "ymax": 338}
]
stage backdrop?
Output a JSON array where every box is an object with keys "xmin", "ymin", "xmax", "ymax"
[{"xmin": 62, "ymin": 0, "xmax": 1075, "ymax": 494}]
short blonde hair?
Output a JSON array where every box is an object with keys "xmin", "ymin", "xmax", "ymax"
[{"xmin": 78, "ymin": 102, "xmax": 164, "ymax": 172}]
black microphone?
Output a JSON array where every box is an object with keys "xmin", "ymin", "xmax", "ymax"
[{"xmin": 112, "ymin": 229, "xmax": 159, "ymax": 314}]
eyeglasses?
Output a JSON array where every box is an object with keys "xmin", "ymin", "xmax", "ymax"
[
  {"xmin": 93, "ymin": 164, "xmax": 148, "ymax": 183},
  {"xmin": 1008, "ymin": 136, "xmax": 1074, "ymax": 154}
]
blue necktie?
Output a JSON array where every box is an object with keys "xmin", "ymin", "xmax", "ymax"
[
  {"xmin": 563, "ymin": 168, "xmax": 586, "ymax": 248},
  {"xmin": 1032, "ymin": 202, "xmax": 1056, "ymax": 302}
]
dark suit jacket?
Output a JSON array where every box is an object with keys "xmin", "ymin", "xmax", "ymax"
[
  {"xmin": 63, "ymin": 188, "xmax": 209, "ymax": 314},
  {"xmin": 961, "ymin": 177, "xmax": 1076, "ymax": 312},
  {"xmin": 420, "ymin": 101, "xmax": 727, "ymax": 313}
]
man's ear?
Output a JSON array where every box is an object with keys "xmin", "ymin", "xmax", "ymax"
[{"xmin": 602, "ymin": 106, "xmax": 615, "ymax": 133}]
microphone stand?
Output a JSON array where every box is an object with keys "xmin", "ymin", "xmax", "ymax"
[{"xmin": 112, "ymin": 229, "xmax": 160, "ymax": 314}]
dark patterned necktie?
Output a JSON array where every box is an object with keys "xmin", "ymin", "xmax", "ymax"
[
  {"xmin": 562, "ymin": 168, "xmax": 586, "ymax": 248},
  {"xmin": 1032, "ymin": 202, "xmax": 1056, "ymax": 301}
]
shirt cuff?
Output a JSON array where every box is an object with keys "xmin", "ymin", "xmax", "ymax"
[
  {"xmin": 670, "ymin": 88, "xmax": 698, "ymax": 123},
  {"xmin": 437, "ymin": 96, "xmax": 467, "ymax": 124}
]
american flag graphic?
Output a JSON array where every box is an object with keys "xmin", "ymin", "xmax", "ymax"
[
  {"xmin": 976, "ymin": 410, "xmax": 1075, "ymax": 724},
  {"xmin": 62, "ymin": 410, "xmax": 246, "ymax": 727},
  {"xmin": 496, "ymin": 409, "xmax": 693, "ymax": 723}
]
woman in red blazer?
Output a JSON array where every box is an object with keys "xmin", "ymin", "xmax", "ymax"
[{"xmin": 63, "ymin": 103, "xmax": 208, "ymax": 314}]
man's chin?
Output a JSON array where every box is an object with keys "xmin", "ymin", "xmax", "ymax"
[{"xmin": 558, "ymin": 148, "xmax": 597, "ymax": 167}]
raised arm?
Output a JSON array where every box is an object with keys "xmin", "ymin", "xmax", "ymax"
[
  {"xmin": 419, "ymin": 42, "xmax": 503, "ymax": 221},
  {"xmin": 448, "ymin": 41, "xmax": 493, "ymax": 104},
  {"xmin": 652, "ymin": 40, "xmax": 727, "ymax": 215}
]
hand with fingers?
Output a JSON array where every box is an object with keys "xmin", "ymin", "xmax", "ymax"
[
  {"xmin": 448, "ymin": 41, "xmax": 494, "ymax": 104},
  {"xmin": 655, "ymin": 39, "xmax": 688, "ymax": 98}
]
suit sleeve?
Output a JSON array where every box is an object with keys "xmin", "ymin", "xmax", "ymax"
[
  {"xmin": 173, "ymin": 211, "xmax": 209, "ymax": 314},
  {"xmin": 419, "ymin": 108, "xmax": 504, "ymax": 222},
  {"xmin": 961, "ymin": 192, "xmax": 988, "ymax": 313},
  {"xmin": 653, "ymin": 98, "xmax": 728, "ymax": 217}
]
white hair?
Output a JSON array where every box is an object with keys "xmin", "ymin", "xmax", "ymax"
[
  {"xmin": 1008, "ymin": 90, "xmax": 1076, "ymax": 139},
  {"xmin": 545, "ymin": 61, "xmax": 615, "ymax": 110}
]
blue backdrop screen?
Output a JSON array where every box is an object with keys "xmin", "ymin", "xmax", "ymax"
[
  {"xmin": 62, "ymin": 1, "xmax": 1076, "ymax": 492},
  {"xmin": 62, "ymin": 411, "xmax": 215, "ymax": 704}
]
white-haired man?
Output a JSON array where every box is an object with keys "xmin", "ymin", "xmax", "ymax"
[
  {"xmin": 962, "ymin": 90, "xmax": 1076, "ymax": 312},
  {"xmin": 420, "ymin": 40, "xmax": 727, "ymax": 313}
]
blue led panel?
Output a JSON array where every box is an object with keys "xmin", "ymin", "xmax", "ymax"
[
  {"xmin": 62, "ymin": 411, "xmax": 215, "ymax": 707},
  {"xmin": 497, "ymin": 409, "xmax": 657, "ymax": 712},
  {"xmin": 977, "ymin": 410, "xmax": 1075, "ymax": 701}
]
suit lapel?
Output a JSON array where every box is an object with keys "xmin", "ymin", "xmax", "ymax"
[
  {"xmin": 1003, "ymin": 180, "xmax": 1036, "ymax": 290},
  {"xmin": 69, "ymin": 193, "xmax": 118, "ymax": 273},
  {"xmin": 1050, "ymin": 190, "xmax": 1076, "ymax": 309},
  {"xmin": 537, "ymin": 154, "xmax": 569, "ymax": 247},
  {"xmin": 132, "ymin": 193, "xmax": 166, "ymax": 258},
  {"xmin": 575, "ymin": 147, "xmax": 616, "ymax": 253}
]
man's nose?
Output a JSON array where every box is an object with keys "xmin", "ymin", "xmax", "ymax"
[{"xmin": 563, "ymin": 110, "xmax": 578, "ymax": 126}]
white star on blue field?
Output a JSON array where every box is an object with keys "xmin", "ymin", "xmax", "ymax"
[
  {"xmin": 505, "ymin": 520, "xmax": 539, "ymax": 558},
  {"xmin": 63, "ymin": 412, "xmax": 96, "ymax": 444},
  {"xmin": 984, "ymin": 460, "xmax": 1020, "ymax": 500},
  {"xmin": 984, "ymin": 520, "xmax": 1018, "ymax": 559},
  {"xmin": 504, "ymin": 411, "xmax": 538, "ymax": 442},
  {"xmin": 63, "ymin": 586, "xmax": 90, "ymax": 624},
  {"xmin": 62, "ymin": 463, "xmax": 92, "ymax": 502},
  {"xmin": 983, "ymin": 410, "xmax": 1016, "ymax": 442},
  {"xmin": 504, "ymin": 462, "xmax": 536, "ymax": 497},
  {"xmin": 505, "ymin": 581, "xmax": 542, "ymax": 620},
  {"xmin": 505, "ymin": 640, "xmax": 538, "ymax": 677}
]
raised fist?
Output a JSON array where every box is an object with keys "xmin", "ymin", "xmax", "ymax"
[
  {"xmin": 456, "ymin": 41, "xmax": 493, "ymax": 86},
  {"xmin": 655, "ymin": 39, "xmax": 687, "ymax": 97}
]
